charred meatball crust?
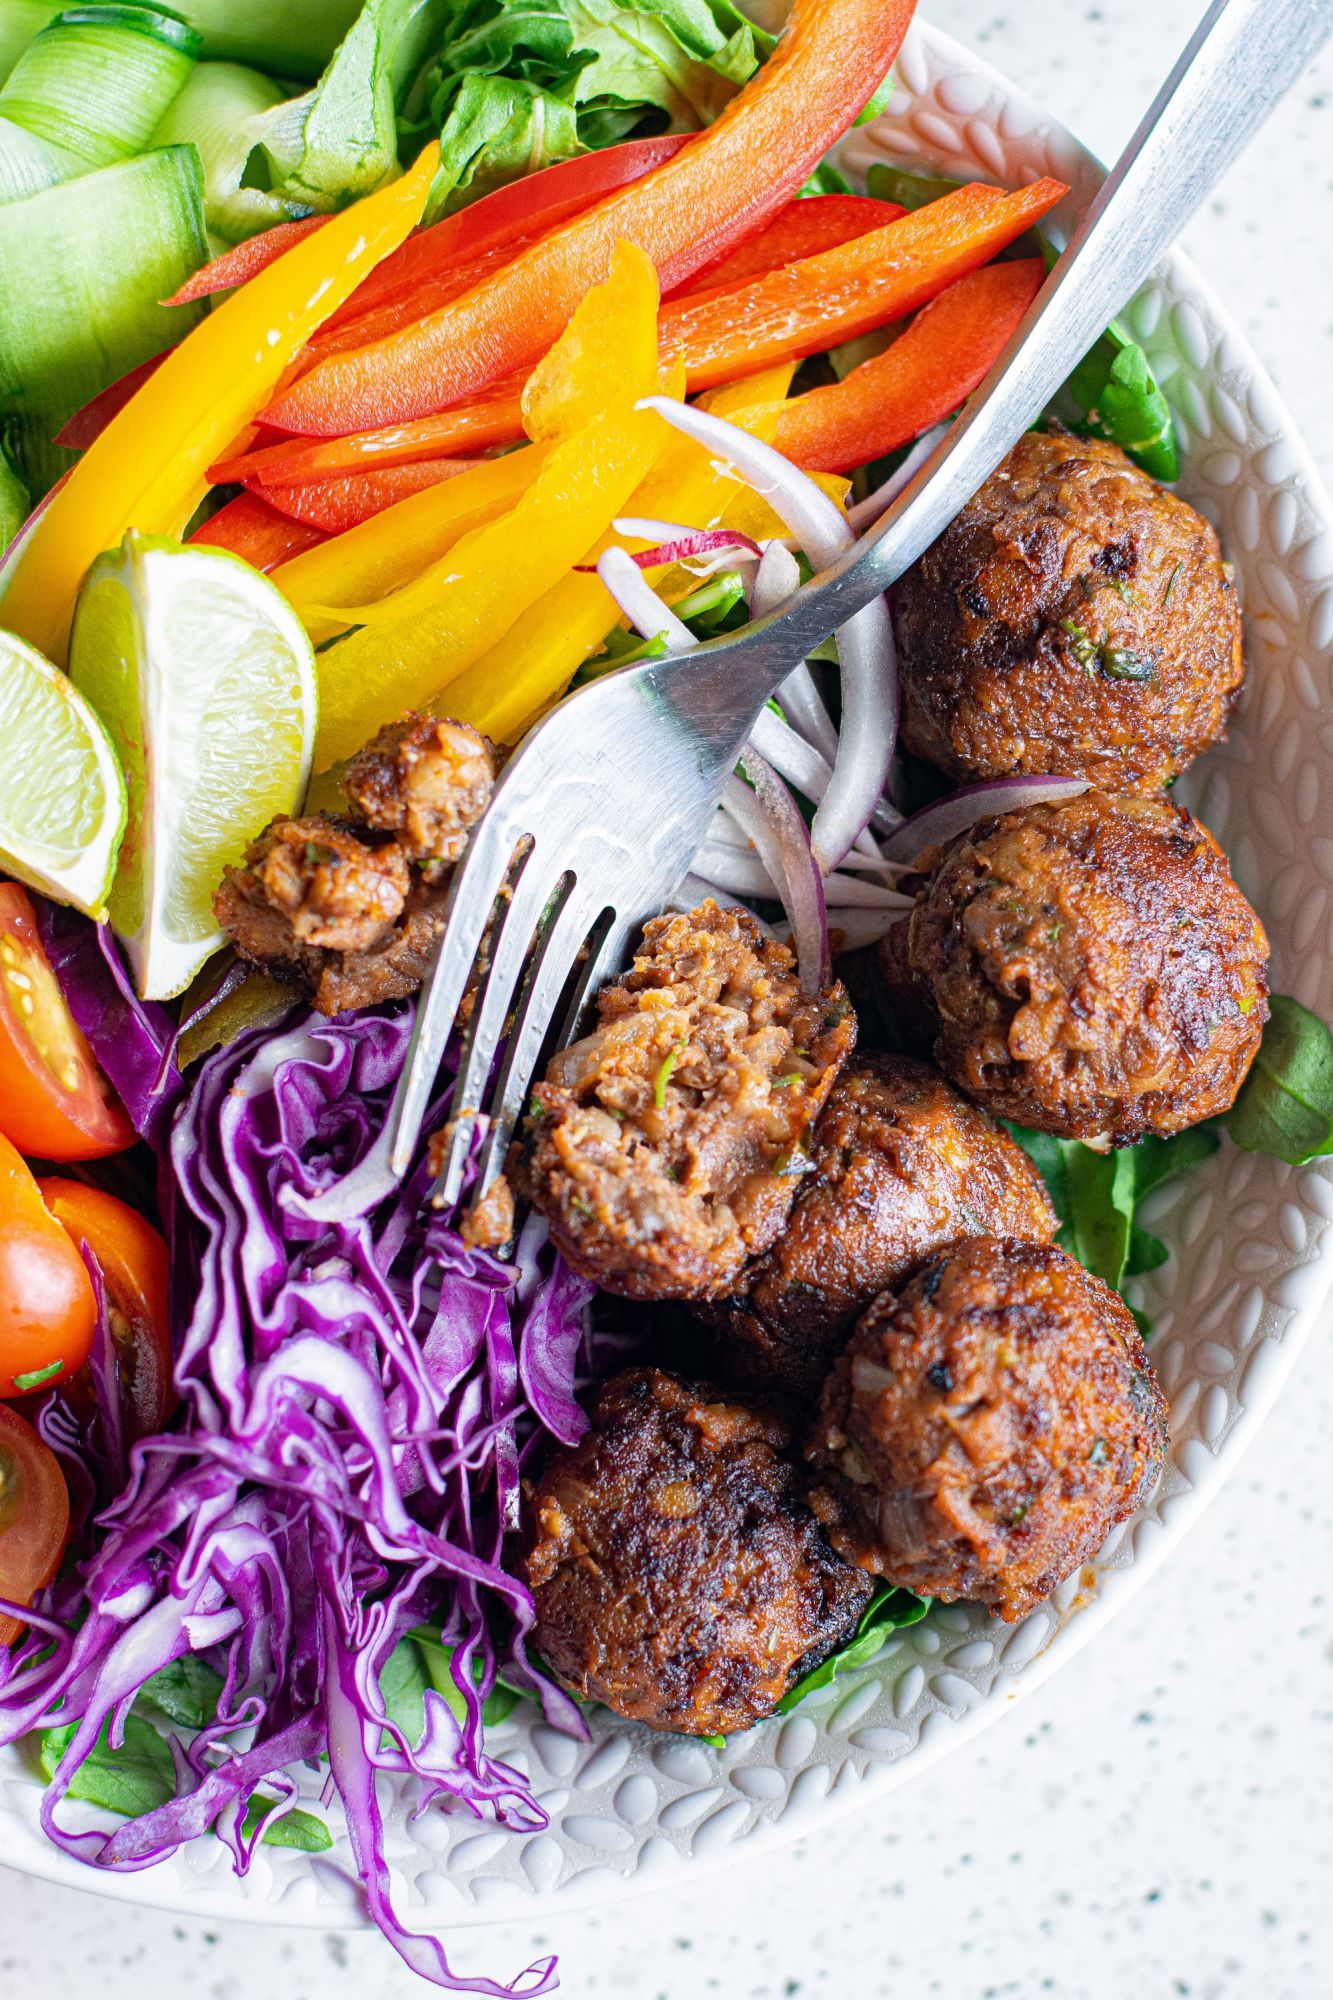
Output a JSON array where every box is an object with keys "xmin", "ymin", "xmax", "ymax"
[
  {"xmin": 807, "ymin": 1237, "xmax": 1167, "ymax": 1622},
  {"xmin": 526, "ymin": 1367, "xmax": 873, "ymax": 1736},
  {"xmin": 523, "ymin": 901, "xmax": 857, "ymax": 1300},
  {"xmin": 344, "ymin": 714, "xmax": 496, "ymax": 881},
  {"xmin": 907, "ymin": 788, "xmax": 1269, "ymax": 1144},
  {"xmin": 700, "ymin": 1054, "xmax": 1059, "ymax": 1395},
  {"xmin": 892, "ymin": 429, "xmax": 1244, "ymax": 793}
]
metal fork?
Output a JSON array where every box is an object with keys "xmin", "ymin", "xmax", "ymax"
[{"xmin": 311, "ymin": 0, "xmax": 1331, "ymax": 1227}]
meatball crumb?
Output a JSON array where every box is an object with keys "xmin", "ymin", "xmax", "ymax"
[
  {"xmin": 807, "ymin": 1236, "xmax": 1168, "ymax": 1622},
  {"xmin": 344, "ymin": 715, "xmax": 496, "ymax": 881}
]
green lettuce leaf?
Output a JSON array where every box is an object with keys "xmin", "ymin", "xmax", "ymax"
[
  {"xmin": 416, "ymin": 0, "xmax": 768, "ymax": 218},
  {"xmin": 137, "ymin": 1654, "xmax": 226, "ymax": 1730},
  {"xmin": 38, "ymin": 1713, "xmax": 177, "ymax": 1819},
  {"xmin": 239, "ymin": 1794, "xmax": 334, "ymax": 1851}
]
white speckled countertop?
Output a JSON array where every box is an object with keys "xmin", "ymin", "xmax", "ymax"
[{"xmin": 4, "ymin": 4, "xmax": 1332, "ymax": 1995}]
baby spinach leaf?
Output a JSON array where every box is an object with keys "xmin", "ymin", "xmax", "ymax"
[
  {"xmin": 37, "ymin": 1713, "xmax": 176, "ymax": 1819},
  {"xmin": 865, "ymin": 160, "xmax": 963, "ymax": 211},
  {"xmin": 777, "ymin": 1583, "xmax": 928, "ymax": 1715},
  {"xmin": 137, "ymin": 1655, "xmax": 225, "ymax": 1730},
  {"xmin": 411, "ymin": 1626, "xmax": 522, "ymax": 1725},
  {"xmin": 240, "ymin": 1793, "xmax": 334, "ymax": 1851},
  {"xmin": 1067, "ymin": 326, "xmax": 1179, "ymax": 480},
  {"xmin": 379, "ymin": 1631, "xmax": 431, "ymax": 1748},
  {"xmin": 1225, "ymin": 993, "xmax": 1333, "ymax": 1165}
]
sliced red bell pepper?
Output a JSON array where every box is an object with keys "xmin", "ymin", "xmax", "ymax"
[
  {"xmin": 670, "ymin": 193, "xmax": 903, "ymax": 297},
  {"xmin": 260, "ymin": 459, "xmax": 487, "ymax": 531},
  {"xmin": 164, "ymin": 216, "xmax": 332, "ymax": 307},
  {"xmin": 210, "ymin": 373, "xmax": 526, "ymax": 486},
  {"xmin": 55, "ymin": 352, "xmax": 168, "ymax": 449},
  {"xmin": 226, "ymin": 178, "xmax": 1061, "ymax": 495},
  {"xmin": 262, "ymin": 0, "xmax": 919, "ymax": 436},
  {"xmin": 187, "ymin": 492, "xmax": 327, "ymax": 570},
  {"xmin": 774, "ymin": 256, "xmax": 1046, "ymax": 472},
  {"xmin": 662, "ymin": 177, "xmax": 1065, "ymax": 393}
]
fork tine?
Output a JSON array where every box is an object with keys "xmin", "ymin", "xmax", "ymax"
[
  {"xmin": 432, "ymin": 849, "xmax": 572, "ymax": 1208},
  {"xmin": 440, "ymin": 883, "xmax": 605, "ymax": 1209},
  {"xmin": 385, "ymin": 810, "xmax": 525, "ymax": 1177}
]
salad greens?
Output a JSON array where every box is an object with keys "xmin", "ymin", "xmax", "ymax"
[
  {"xmin": 1007, "ymin": 1123, "xmax": 1220, "ymax": 1300},
  {"xmin": 1067, "ymin": 322, "xmax": 1179, "ymax": 481},
  {"xmin": 0, "ymin": 434, "xmax": 25, "ymax": 551},
  {"xmin": 1224, "ymin": 993, "xmax": 1333, "ymax": 1165},
  {"xmin": 777, "ymin": 1583, "xmax": 929, "ymax": 1714},
  {"xmin": 410, "ymin": 0, "xmax": 772, "ymax": 217}
]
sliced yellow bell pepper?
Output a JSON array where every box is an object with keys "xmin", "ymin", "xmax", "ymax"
[
  {"xmin": 441, "ymin": 366, "xmax": 799, "ymax": 744},
  {"xmin": 522, "ymin": 241, "xmax": 659, "ymax": 444},
  {"xmin": 312, "ymin": 252, "xmax": 673, "ymax": 770},
  {"xmin": 273, "ymin": 445, "xmax": 548, "ymax": 645},
  {"xmin": 2, "ymin": 144, "xmax": 441, "ymax": 666}
]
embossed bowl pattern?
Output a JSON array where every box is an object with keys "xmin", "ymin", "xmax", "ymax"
[{"xmin": 3, "ymin": 17, "xmax": 1331, "ymax": 1934}]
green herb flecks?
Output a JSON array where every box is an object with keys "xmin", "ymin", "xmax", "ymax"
[
  {"xmin": 654, "ymin": 1036, "xmax": 689, "ymax": 1108},
  {"xmin": 13, "ymin": 1358, "xmax": 63, "ymax": 1391}
]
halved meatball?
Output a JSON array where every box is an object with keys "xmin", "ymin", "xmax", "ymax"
[
  {"xmin": 700, "ymin": 1054, "xmax": 1059, "ymax": 1395},
  {"xmin": 906, "ymin": 788, "xmax": 1269, "ymax": 1144},
  {"xmin": 344, "ymin": 714, "xmax": 496, "ymax": 881},
  {"xmin": 526, "ymin": 1367, "xmax": 873, "ymax": 1736},
  {"xmin": 893, "ymin": 429, "xmax": 1244, "ymax": 792},
  {"xmin": 807, "ymin": 1237, "xmax": 1167, "ymax": 1622},
  {"xmin": 523, "ymin": 901, "xmax": 857, "ymax": 1300}
]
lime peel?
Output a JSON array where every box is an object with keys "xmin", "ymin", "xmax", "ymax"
[{"xmin": 0, "ymin": 628, "xmax": 127, "ymax": 918}]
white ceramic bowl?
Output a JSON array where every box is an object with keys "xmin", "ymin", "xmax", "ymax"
[{"xmin": 4, "ymin": 13, "xmax": 1333, "ymax": 1946}]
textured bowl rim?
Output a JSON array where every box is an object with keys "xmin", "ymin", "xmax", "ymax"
[{"xmin": 4, "ymin": 14, "xmax": 1332, "ymax": 1935}]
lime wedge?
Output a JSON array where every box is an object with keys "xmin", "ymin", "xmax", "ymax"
[
  {"xmin": 0, "ymin": 627, "xmax": 127, "ymax": 918},
  {"xmin": 69, "ymin": 532, "xmax": 317, "ymax": 999}
]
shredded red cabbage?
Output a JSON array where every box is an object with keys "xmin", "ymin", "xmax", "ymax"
[{"xmin": 0, "ymin": 996, "xmax": 596, "ymax": 1993}]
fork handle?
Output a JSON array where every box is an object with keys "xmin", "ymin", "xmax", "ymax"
[{"xmin": 675, "ymin": 0, "xmax": 1333, "ymax": 710}]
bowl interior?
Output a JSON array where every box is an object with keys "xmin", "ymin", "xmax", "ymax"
[{"xmin": 3, "ymin": 15, "xmax": 1333, "ymax": 1934}]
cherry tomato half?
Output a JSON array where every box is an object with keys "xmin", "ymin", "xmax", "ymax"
[
  {"xmin": 39, "ymin": 1179, "xmax": 176, "ymax": 1443},
  {"xmin": 0, "ymin": 883, "xmax": 135, "ymax": 1161},
  {"xmin": 0, "ymin": 1402, "xmax": 70, "ymax": 1645},
  {"xmin": 0, "ymin": 1134, "xmax": 97, "ymax": 1399}
]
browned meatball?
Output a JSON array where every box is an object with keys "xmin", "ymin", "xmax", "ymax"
[
  {"xmin": 700, "ymin": 1054, "xmax": 1059, "ymax": 1395},
  {"xmin": 906, "ymin": 789, "xmax": 1269, "ymax": 1144},
  {"xmin": 344, "ymin": 714, "xmax": 495, "ymax": 881},
  {"xmin": 214, "ymin": 815, "xmax": 409, "ymax": 964},
  {"xmin": 523, "ymin": 901, "xmax": 857, "ymax": 1300},
  {"xmin": 526, "ymin": 1367, "xmax": 873, "ymax": 1735},
  {"xmin": 893, "ymin": 430, "xmax": 1244, "ymax": 792},
  {"xmin": 310, "ymin": 880, "xmax": 451, "ymax": 1016},
  {"xmin": 807, "ymin": 1237, "xmax": 1167, "ymax": 1622}
]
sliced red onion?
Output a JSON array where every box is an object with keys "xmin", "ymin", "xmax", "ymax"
[
  {"xmin": 613, "ymin": 516, "xmax": 698, "ymax": 541},
  {"xmin": 581, "ymin": 528, "xmax": 762, "ymax": 575},
  {"xmin": 880, "ymin": 777, "xmax": 1092, "ymax": 866},
  {"xmin": 692, "ymin": 840, "xmax": 774, "ymax": 898},
  {"xmin": 595, "ymin": 549, "xmax": 692, "ymax": 650},
  {"xmin": 725, "ymin": 753, "xmax": 827, "ymax": 994},
  {"xmin": 776, "ymin": 665, "xmax": 838, "ymax": 764},
  {"xmin": 639, "ymin": 396, "xmax": 897, "ymax": 873},
  {"xmin": 749, "ymin": 540, "xmax": 801, "ymax": 617},
  {"xmin": 749, "ymin": 705, "xmax": 833, "ymax": 801},
  {"xmin": 846, "ymin": 422, "xmax": 951, "ymax": 533},
  {"xmin": 822, "ymin": 876, "xmax": 915, "ymax": 911},
  {"xmin": 822, "ymin": 909, "xmax": 908, "ymax": 951}
]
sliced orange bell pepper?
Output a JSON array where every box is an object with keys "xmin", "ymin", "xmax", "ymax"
[
  {"xmin": 223, "ymin": 179, "xmax": 1062, "ymax": 497},
  {"xmin": 165, "ymin": 216, "xmax": 331, "ymax": 306},
  {"xmin": 310, "ymin": 248, "xmax": 672, "ymax": 766},
  {"xmin": 441, "ymin": 367, "xmax": 796, "ymax": 744},
  {"xmin": 1, "ymin": 143, "xmax": 440, "ymax": 664},
  {"xmin": 273, "ymin": 447, "xmax": 548, "ymax": 644},
  {"xmin": 262, "ymin": 0, "xmax": 918, "ymax": 436},
  {"xmin": 670, "ymin": 193, "xmax": 903, "ymax": 298},
  {"xmin": 188, "ymin": 492, "xmax": 327, "ymax": 571},
  {"xmin": 774, "ymin": 256, "xmax": 1047, "ymax": 473}
]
